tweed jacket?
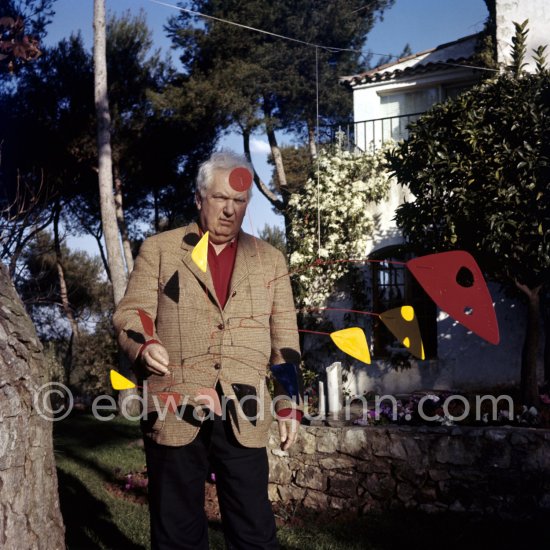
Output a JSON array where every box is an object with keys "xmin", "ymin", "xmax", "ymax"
[{"xmin": 113, "ymin": 222, "xmax": 302, "ymax": 448}]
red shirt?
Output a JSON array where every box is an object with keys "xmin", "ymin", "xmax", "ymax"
[{"xmin": 207, "ymin": 239, "xmax": 238, "ymax": 308}]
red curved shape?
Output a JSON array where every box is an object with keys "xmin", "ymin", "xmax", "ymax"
[{"xmin": 406, "ymin": 251, "xmax": 500, "ymax": 345}]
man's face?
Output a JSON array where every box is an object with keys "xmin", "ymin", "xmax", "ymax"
[{"xmin": 196, "ymin": 168, "xmax": 249, "ymax": 245}]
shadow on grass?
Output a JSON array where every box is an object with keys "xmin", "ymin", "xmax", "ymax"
[
  {"xmin": 54, "ymin": 411, "xmax": 142, "ymax": 449},
  {"xmin": 276, "ymin": 507, "xmax": 550, "ymax": 550},
  {"xmin": 57, "ymin": 468, "xmax": 146, "ymax": 550},
  {"xmin": 55, "ymin": 444, "xmax": 137, "ymax": 486}
]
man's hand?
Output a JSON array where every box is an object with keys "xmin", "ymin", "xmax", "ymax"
[
  {"xmin": 278, "ymin": 418, "xmax": 299, "ymax": 451},
  {"xmin": 141, "ymin": 343, "xmax": 170, "ymax": 375}
]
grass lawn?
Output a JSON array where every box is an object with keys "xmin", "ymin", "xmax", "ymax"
[{"xmin": 54, "ymin": 413, "xmax": 549, "ymax": 550}]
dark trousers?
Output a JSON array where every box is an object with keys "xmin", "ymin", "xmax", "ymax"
[{"xmin": 144, "ymin": 416, "xmax": 278, "ymax": 550}]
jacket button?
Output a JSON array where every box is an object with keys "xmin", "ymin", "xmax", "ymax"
[
  {"xmin": 217, "ymin": 323, "xmax": 224, "ymax": 330},
  {"xmin": 214, "ymin": 362, "xmax": 221, "ymax": 370},
  {"xmin": 231, "ymin": 290, "xmax": 237, "ymax": 297}
]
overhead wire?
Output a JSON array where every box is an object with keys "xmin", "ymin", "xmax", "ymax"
[{"xmin": 149, "ymin": 0, "xmax": 500, "ymax": 72}]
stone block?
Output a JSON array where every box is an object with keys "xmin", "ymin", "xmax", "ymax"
[
  {"xmin": 329, "ymin": 496, "xmax": 352, "ymax": 510},
  {"xmin": 523, "ymin": 447, "xmax": 550, "ymax": 470},
  {"xmin": 269, "ymin": 458, "xmax": 292, "ymax": 485},
  {"xmin": 396, "ymin": 482, "xmax": 416, "ymax": 502},
  {"xmin": 364, "ymin": 473, "xmax": 396, "ymax": 500},
  {"xmin": 290, "ymin": 430, "xmax": 316, "ymax": 455},
  {"xmin": 277, "ymin": 484, "xmax": 306, "ymax": 502},
  {"xmin": 428, "ymin": 468, "xmax": 451, "ymax": 481},
  {"xmin": 388, "ymin": 434, "xmax": 423, "ymax": 462},
  {"xmin": 318, "ymin": 456, "xmax": 356, "ymax": 470},
  {"xmin": 371, "ymin": 431, "xmax": 393, "ymax": 458},
  {"xmin": 295, "ymin": 465, "xmax": 326, "ymax": 491},
  {"xmin": 316, "ymin": 429, "xmax": 338, "ymax": 453},
  {"xmin": 339, "ymin": 427, "xmax": 369, "ymax": 457},
  {"xmin": 510, "ymin": 432, "xmax": 530, "ymax": 446},
  {"xmin": 433, "ymin": 436, "xmax": 476, "ymax": 465},
  {"xmin": 485, "ymin": 429, "xmax": 508, "ymax": 442},
  {"xmin": 268, "ymin": 483, "xmax": 280, "ymax": 501},
  {"xmin": 356, "ymin": 457, "xmax": 391, "ymax": 474},
  {"xmin": 361, "ymin": 494, "xmax": 383, "ymax": 513},
  {"xmin": 303, "ymin": 490, "xmax": 330, "ymax": 510},
  {"xmin": 327, "ymin": 472, "xmax": 356, "ymax": 498},
  {"xmin": 417, "ymin": 485, "xmax": 438, "ymax": 503},
  {"xmin": 393, "ymin": 463, "xmax": 427, "ymax": 485}
]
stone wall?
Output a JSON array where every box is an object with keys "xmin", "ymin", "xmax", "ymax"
[{"xmin": 267, "ymin": 423, "xmax": 550, "ymax": 517}]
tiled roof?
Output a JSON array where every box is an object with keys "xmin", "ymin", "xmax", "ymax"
[{"xmin": 341, "ymin": 33, "xmax": 482, "ymax": 87}]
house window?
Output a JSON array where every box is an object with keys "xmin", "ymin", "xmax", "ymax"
[
  {"xmin": 371, "ymin": 246, "xmax": 437, "ymax": 359},
  {"xmin": 379, "ymin": 87, "xmax": 439, "ymax": 117}
]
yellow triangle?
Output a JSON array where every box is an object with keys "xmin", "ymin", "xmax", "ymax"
[
  {"xmin": 330, "ymin": 327, "xmax": 371, "ymax": 364},
  {"xmin": 110, "ymin": 370, "xmax": 136, "ymax": 390},
  {"xmin": 191, "ymin": 231, "xmax": 209, "ymax": 272}
]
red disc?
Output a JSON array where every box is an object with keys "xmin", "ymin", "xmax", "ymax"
[{"xmin": 229, "ymin": 167, "xmax": 253, "ymax": 192}]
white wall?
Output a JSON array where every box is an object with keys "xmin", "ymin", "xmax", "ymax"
[
  {"xmin": 352, "ymin": 68, "xmax": 478, "ymax": 151},
  {"xmin": 495, "ymin": 0, "xmax": 550, "ymax": 70}
]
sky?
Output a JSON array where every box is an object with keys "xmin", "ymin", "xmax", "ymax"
[{"xmin": 43, "ymin": 0, "xmax": 488, "ymax": 253}]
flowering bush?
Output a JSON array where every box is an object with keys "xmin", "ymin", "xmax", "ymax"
[{"xmin": 287, "ymin": 145, "xmax": 391, "ymax": 311}]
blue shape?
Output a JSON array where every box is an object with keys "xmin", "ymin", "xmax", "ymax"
[{"xmin": 270, "ymin": 363, "xmax": 300, "ymax": 399}]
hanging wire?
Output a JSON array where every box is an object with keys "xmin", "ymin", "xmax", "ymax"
[{"xmin": 315, "ymin": 46, "xmax": 322, "ymax": 257}]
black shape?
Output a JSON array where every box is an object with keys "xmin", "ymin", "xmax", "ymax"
[
  {"xmin": 141, "ymin": 411, "xmax": 159, "ymax": 432},
  {"xmin": 456, "ymin": 266, "xmax": 475, "ymax": 288},
  {"xmin": 183, "ymin": 232, "xmax": 201, "ymax": 247},
  {"xmin": 125, "ymin": 329, "xmax": 145, "ymax": 345},
  {"xmin": 280, "ymin": 346, "xmax": 301, "ymax": 365},
  {"xmin": 231, "ymin": 383, "xmax": 258, "ymax": 425},
  {"xmin": 164, "ymin": 271, "xmax": 180, "ymax": 303},
  {"xmin": 177, "ymin": 404, "xmax": 204, "ymax": 427}
]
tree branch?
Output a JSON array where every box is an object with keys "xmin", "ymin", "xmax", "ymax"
[{"xmin": 241, "ymin": 128, "xmax": 284, "ymax": 211}]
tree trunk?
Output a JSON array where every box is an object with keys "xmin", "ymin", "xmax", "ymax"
[
  {"xmin": 307, "ymin": 121, "xmax": 318, "ymax": 159},
  {"xmin": 53, "ymin": 202, "xmax": 79, "ymax": 384},
  {"xmin": 266, "ymin": 127, "xmax": 288, "ymax": 194},
  {"xmin": 516, "ymin": 282, "xmax": 542, "ymax": 406},
  {"xmin": 94, "ymin": 0, "xmax": 138, "ymax": 414},
  {"xmin": 0, "ymin": 264, "xmax": 66, "ymax": 549},
  {"xmin": 113, "ymin": 167, "xmax": 134, "ymax": 274},
  {"xmin": 93, "ymin": 0, "xmax": 128, "ymax": 306},
  {"xmin": 241, "ymin": 129, "xmax": 284, "ymax": 210}
]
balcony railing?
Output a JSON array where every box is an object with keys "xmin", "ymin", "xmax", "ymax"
[{"xmin": 323, "ymin": 112, "xmax": 425, "ymax": 154}]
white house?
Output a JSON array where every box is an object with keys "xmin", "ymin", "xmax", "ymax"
[{"xmin": 333, "ymin": 0, "xmax": 548, "ymax": 398}]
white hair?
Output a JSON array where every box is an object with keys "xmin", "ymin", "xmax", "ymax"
[{"xmin": 195, "ymin": 150, "xmax": 254, "ymax": 198}]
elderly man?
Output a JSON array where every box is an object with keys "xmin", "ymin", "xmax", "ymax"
[{"xmin": 113, "ymin": 150, "xmax": 302, "ymax": 550}]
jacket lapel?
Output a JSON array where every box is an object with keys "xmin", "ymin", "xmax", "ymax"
[
  {"xmin": 180, "ymin": 222, "xmax": 220, "ymax": 307},
  {"xmin": 180, "ymin": 224, "xmax": 257, "ymax": 311},
  {"xmin": 229, "ymin": 231, "xmax": 256, "ymax": 296}
]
